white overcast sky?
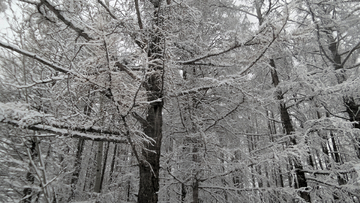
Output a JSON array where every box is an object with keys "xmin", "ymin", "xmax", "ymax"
[{"xmin": 0, "ymin": 12, "xmax": 8, "ymax": 33}]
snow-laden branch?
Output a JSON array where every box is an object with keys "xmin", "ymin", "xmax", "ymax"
[
  {"xmin": 199, "ymin": 185, "xmax": 283, "ymax": 192},
  {"xmin": 19, "ymin": 0, "xmax": 38, "ymax": 5},
  {"xmin": 0, "ymin": 102, "xmax": 127, "ymax": 143},
  {"xmin": 301, "ymin": 169, "xmax": 355, "ymax": 175},
  {"xmin": 238, "ymin": 16, "xmax": 288, "ymax": 76},
  {"xmin": 97, "ymin": 0, "xmax": 118, "ymax": 20},
  {"xmin": 204, "ymin": 98, "xmax": 244, "ymax": 132},
  {"xmin": 0, "ymin": 41, "xmax": 76, "ymax": 75},
  {"xmin": 306, "ymin": 177, "xmax": 360, "ymax": 198},
  {"xmin": 41, "ymin": 0, "xmax": 93, "ymax": 41},
  {"xmin": 115, "ymin": 62, "xmax": 141, "ymax": 80},
  {"xmin": 2, "ymin": 119, "xmax": 127, "ymax": 143},
  {"xmin": 177, "ymin": 36, "xmax": 258, "ymax": 65},
  {"xmin": 171, "ymin": 85, "xmax": 214, "ymax": 97},
  {"xmin": 5, "ymin": 76, "xmax": 67, "ymax": 89},
  {"xmin": 0, "ymin": 41, "xmax": 142, "ymax": 90}
]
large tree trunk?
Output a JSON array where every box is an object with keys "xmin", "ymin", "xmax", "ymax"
[
  {"xmin": 138, "ymin": 103, "xmax": 163, "ymax": 203},
  {"xmin": 138, "ymin": 3, "xmax": 164, "ymax": 202}
]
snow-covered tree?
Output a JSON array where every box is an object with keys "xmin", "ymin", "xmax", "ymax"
[{"xmin": 1, "ymin": 0, "xmax": 360, "ymax": 203}]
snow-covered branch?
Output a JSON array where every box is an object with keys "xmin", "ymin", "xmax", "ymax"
[
  {"xmin": 2, "ymin": 119, "xmax": 128, "ymax": 143},
  {"xmin": 97, "ymin": 0, "xmax": 118, "ymax": 20},
  {"xmin": 0, "ymin": 41, "xmax": 76, "ymax": 75},
  {"xmin": 41, "ymin": 0, "xmax": 93, "ymax": 41},
  {"xmin": 5, "ymin": 76, "xmax": 67, "ymax": 89},
  {"xmin": 171, "ymin": 86, "xmax": 214, "ymax": 97},
  {"xmin": 0, "ymin": 102, "xmax": 127, "ymax": 143},
  {"xmin": 177, "ymin": 37, "xmax": 258, "ymax": 65},
  {"xmin": 115, "ymin": 62, "xmax": 141, "ymax": 80}
]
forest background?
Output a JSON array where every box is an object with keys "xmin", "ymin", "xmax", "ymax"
[{"xmin": 0, "ymin": 0, "xmax": 360, "ymax": 203}]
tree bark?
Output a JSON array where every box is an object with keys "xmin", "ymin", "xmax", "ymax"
[
  {"xmin": 138, "ymin": 102, "xmax": 163, "ymax": 203},
  {"xmin": 137, "ymin": 4, "xmax": 164, "ymax": 202}
]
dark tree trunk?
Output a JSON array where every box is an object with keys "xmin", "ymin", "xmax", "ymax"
[
  {"xmin": 192, "ymin": 179, "xmax": 199, "ymax": 203},
  {"xmin": 68, "ymin": 138, "xmax": 85, "ymax": 201},
  {"xmin": 270, "ymin": 59, "xmax": 310, "ymax": 202},
  {"xmin": 99, "ymin": 141, "xmax": 110, "ymax": 192},
  {"xmin": 138, "ymin": 103, "xmax": 163, "ymax": 203},
  {"xmin": 23, "ymin": 138, "xmax": 37, "ymax": 203},
  {"xmin": 181, "ymin": 183, "xmax": 187, "ymax": 202},
  {"xmin": 138, "ymin": 4, "xmax": 163, "ymax": 202},
  {"xmin": 109, "ymin": 144, "xmax": 117, "ymax": 183},
  {"xmin": 94, "ymin": 141, "xmax": 104, "ymax": 193}
]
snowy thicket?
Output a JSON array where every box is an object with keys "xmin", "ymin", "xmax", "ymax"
[{"xmin": 0, "ymin": 0, "xmax": 360, "ymax": 203}]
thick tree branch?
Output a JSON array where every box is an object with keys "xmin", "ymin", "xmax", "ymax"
[
  {"xmin": 170, "ymin": 86, "xmax": 213, "ymax": 97},
  {"xmin": 341, "ymin": 40, "xmax": 360, "ymax": 67},
  {"xmin": 40, "ymin": 0, "xmax": 93, "ymax": 41},
  {"xmin": 306, "ymin": 177, "xmax": 360, "ymax": 198},
  {"xmin": 1, "ymin": 119, "xmax": 127, "ymax": 143},
  {"xmin": 0, "ymin": 41, "xmax": 75, "ymax": 75},
  {"xmin": 97, "ymin": 0, "xmax": 118, "ymax": 20},
  {"xmin": 19, "ymin": 0, "xmax": 38, "ymax": 5},
  {"xmin": 131, "ymin": 112, "xmax": 150, "ymax": 128},
  {"xmin": 301, "ymin": 169, "xmax": 355, "ymax": 175},
  {"xmin": 115, "ymin": 61, "xmax": 141, "ymax": 80}
]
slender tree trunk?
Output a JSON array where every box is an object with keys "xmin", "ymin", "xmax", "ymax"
[
  {"xmin": 94, "ymin": 141, "xmax": 104, "ymax": 193},
  {"xmin": 83, "ymin": 141, "xmax": 96, "ymax": 192},
  {"xmin": 181, "ymin": 183, "xmax": 187, "ymax": 202},
  {"xmin": 68, "ymin": 138, "xmax": 85, "ymax": 201},
  {"xmin": 109, "ymin": 144, "xmax": 117, "ymax": 183},
  {"xmin": 23, "ymin": 138, "xmax": 37, "ymax": 203},
  {"xmin": 99, "ymin": 141, "xmax": 110, "ymax": 192},
  {"xmin": 192, "ymin": 138, "xmax": 200, "ymax": 203}
]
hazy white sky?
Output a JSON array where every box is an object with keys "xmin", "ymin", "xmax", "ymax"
[
  {"xmin": 0, "ymin": 3, "xmax": 12, "ymax": 37},
  {"xmin": 0, "ymin": 13, "xmax": 9, "ymax": 31}
]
